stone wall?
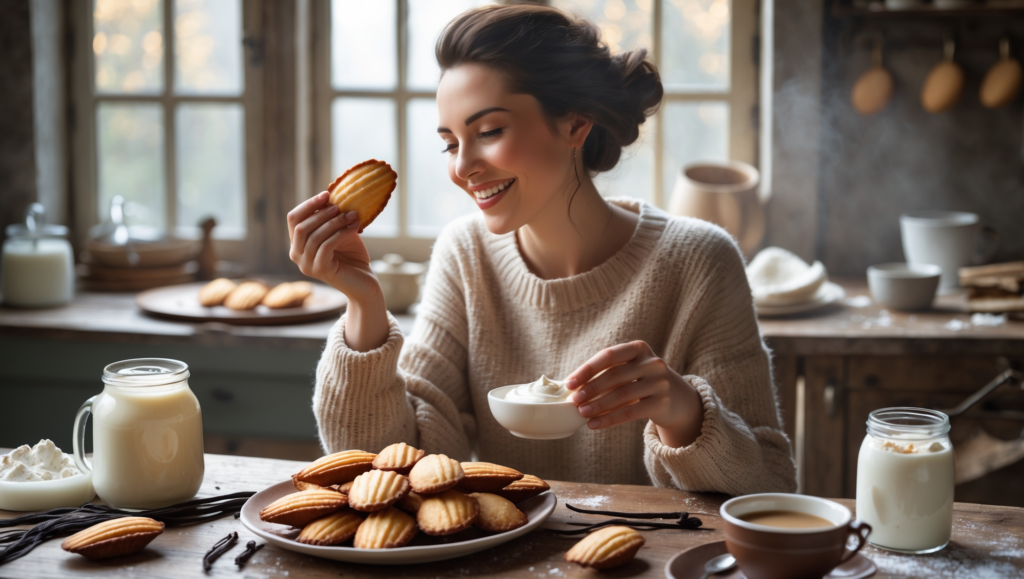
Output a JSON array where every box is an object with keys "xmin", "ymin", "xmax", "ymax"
[{"xmin": 0, "ymin": 0, "xmax": 37, "ymax": 243}]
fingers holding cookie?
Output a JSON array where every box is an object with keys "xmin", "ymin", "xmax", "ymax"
[{"xmin": 327, "ymin": 159, "xmax": 397, "ymax": 233}]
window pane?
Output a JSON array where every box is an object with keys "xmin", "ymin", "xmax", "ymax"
[
  {"xmin": 174, "ymin": 0, "xmax": 243, "ymax": 95},
  {"xmin": 93, "ymin": 0, "xmax": 164, "ymax": 94},
  {"xmin": 407, "ymin": 98, "xmax": 475, "ymax": 237},
  {"xmin": 552, "ymin": 0, "xmax": 653, "ymax": 55},
  {"xmin": 662, "ymin": 0, "xmax": 730, "ymax": 91},
  {"xmin": 97, "ymin": 102, "xmax": 166, "ymax": 236},
  {"xmin": 332, "ymin": 98, "xmax": 398, "ymax": 237},
  {"xmin": 662, "ymin": 101, "xmax": 728, "ymax": 202},
  {"xmin": 406, "ymin": 0, "xmax": 487, "ymax": 91},
  {"xmin": 331, "ymin": 0, "xmax": 396, "ymax": 90},
  {"xmin": 593, "ymin": 120, "xmax": 655, "ymax": 204},
  {"xmin": 176, "ymin": 104, "xmax": 246, "ymax": 239}
]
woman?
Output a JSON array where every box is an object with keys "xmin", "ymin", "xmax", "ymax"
[{"xmin": 288, "ymin": 5, "xmax": 795, "ymax": 495}]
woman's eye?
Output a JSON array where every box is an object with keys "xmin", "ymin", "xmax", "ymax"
[
  {"xmin": 441, "ymin": 143, "xmax": 458, "ymax": 154},
  {"xmin": 480, "ymin": 127, "xmax": 504, "ymax": 139}
]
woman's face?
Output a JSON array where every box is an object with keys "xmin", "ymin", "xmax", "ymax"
[{"xmin": 437, "ymin": 63, "xmax": 583, "ymax": 235}]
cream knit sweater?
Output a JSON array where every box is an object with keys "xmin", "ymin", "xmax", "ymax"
[{"xmin": 314, "ymin": 198, "xmax": 797, "ymax": 496}]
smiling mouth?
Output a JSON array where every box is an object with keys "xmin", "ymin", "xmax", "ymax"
[{"xmin": 473, "ymin": 178, "xmax": 515, "ymax": 200}]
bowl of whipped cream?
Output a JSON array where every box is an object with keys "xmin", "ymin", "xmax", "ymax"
[
  {"xmin": 0, "ymin": 439, "xmax": 95, "ymax": 511},
  {"xmin": 488, "ymin": 376, "xmax": 588, "ymax": 439}
]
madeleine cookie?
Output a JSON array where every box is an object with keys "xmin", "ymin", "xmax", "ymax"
[
  {"xmin": 336, "ymin": 481, "xmax": 355, "ymax": 494},
  {"xmin": 372, "ymin": 442, "xmax": 425, "ymax": 475},
  {"xmin": 296, "ymin": 509, "xmax": 365, "ymax": 546},
  {"xmin": 198, "ymin": 278, "xmax": 236, "ymax": 307},
  {"xmin": 223, "ymin": 282, "xmax": 268, "ymax": 310},
  {"xmin": 327, "ymin": 159, "xmax": 397, "ymax": 233},
  {"xmin": 416, "ymin": 490, "xmax": 480, "ymax": 536},
  {"xmin": 259, "ymin": 489, "xmax": 348, "ymax": 527},
  {"xmin": 496, "ymin": 474, "xmax": 550, "ymax": 503},
  {"xmin": 263, "ymin": 281, "xmax": 313, "ymax": 309},
  {"xmin": 61, "ymin": 517, "xmax": 164, "ymax": 560},
  {"xmin": 469, "ymin": 493, "xmax": 528, "ymax": 533},
  {"xmin": 294, "ymin": 450, "xmax": 376, "ymax": 486},
  {"xmin": 352, "ymin": 507, "xmax": 418, "ymax": 549},
  {"xmin": 292, "ymin": 475, "xmax": 339, "ymax": 493},
  {"xmin": 457, "ymin": 462, "xmax": 524, "ymax": 493},
  {"xmin": 564, "ymin": 526, "xmax": 645, "ymax": 570},
  {"xmin": 408, "ymin": 454, "xmax": 464, "ymax": 495},
  {"xmin": 347, "ymin": 470, "xmax": 411, "ymax": 512},
  {"xmin": 396, "ymin": 491, "xmax": 423, "ymax": 514}
]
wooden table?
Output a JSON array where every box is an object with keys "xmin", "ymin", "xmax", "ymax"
[{"xmin": 1, "ymin": 453, "xmax": 1022, "ymax": 578}]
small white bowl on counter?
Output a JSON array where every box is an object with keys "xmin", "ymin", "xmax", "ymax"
[
  {"xmin": 867, "ymin": 263, "xmax": 942, "ymax": 311},
  {"xmin": 0, "ymin": 472, "xmax": 96, "ymax": 512},
  {"xmin": 488, "ymin": 385, "xmax": 588, "ymax": 440}
]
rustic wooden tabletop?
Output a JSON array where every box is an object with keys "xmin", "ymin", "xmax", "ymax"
[{"xmin": 0, "ymin": 452, "xmax": 1021, "ymax": 578}]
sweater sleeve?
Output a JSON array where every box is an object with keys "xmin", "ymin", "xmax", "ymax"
[
  {"xmin": 643, "ymin": 228, "xmax": 797, "ymax": 496},
  {"xmin": 312, "ymin": 227, "xmax": 474, "ymax": 459}
]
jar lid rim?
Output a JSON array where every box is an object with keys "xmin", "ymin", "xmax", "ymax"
[
  {"xmin": 102, "ymin": 358, "xmax": 189, "ymax": 386},
  {"xmin": 867, "ymin": 407, "xmax": 950, "ymax": 436}
]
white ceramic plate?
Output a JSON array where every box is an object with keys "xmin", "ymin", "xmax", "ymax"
[
  {"xmin": 756, "ymin": 282, "xmax": 846, "ymax": 317},
  {"xmin": 239, "ymin": 480, "xmax": 556, "ymax": 564}
]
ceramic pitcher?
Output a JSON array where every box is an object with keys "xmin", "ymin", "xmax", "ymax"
[{"xmin": 668, "ymin": 160, "xmax": 764, "ymax": 255}]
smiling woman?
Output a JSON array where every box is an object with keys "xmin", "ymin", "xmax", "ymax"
[{"xmin": 294, "ymin": 4, "xmax": 795, "ymax": 495}]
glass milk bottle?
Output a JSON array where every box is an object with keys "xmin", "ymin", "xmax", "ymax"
[
  {"xmin": 1, "ymin": 203, "xmax": 74, "ymax": 307},
  {"xmin": 855, "ymin": 407, "xmax": 954, "ymax": 554},
  {"xmin": 73, "ymin": 359, "xmax": 205, "ymax": 509}
]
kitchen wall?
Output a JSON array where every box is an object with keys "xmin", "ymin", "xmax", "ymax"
[{"xmin": 0, "ymin": 0, "xmax": 38, "ymax": 244}]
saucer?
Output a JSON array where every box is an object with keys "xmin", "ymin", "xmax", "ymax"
[{"xmin": 665, "ymin": 540, "xmax": 876, "ymax": 579}]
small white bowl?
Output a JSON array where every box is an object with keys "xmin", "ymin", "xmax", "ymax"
[
  {"xmin": 0, "ymin": 471, "xmax": 96, "ymax": 511},
  {"xmin": 487, "ymin": 385, "xmax": 588, "ymax": 440},
  {"xmin": 867, "ymin": 263, "xmax": 942, "ymax": 311}
]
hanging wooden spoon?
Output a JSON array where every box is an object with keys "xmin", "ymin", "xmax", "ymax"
[
  {"xmin": 921, "ymin": 35, "xmax": 965, "ymax": 114},
  {"xmin": 980, "ymin": 38, "xmax": 1022, "ymax": 109},
  {"xmin": 852, "ymin": 35, "xmax": 894, "ymax": 115}
]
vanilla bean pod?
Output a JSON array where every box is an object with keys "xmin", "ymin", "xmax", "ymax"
[
  {"xmin": 565, "ymin": 503, "xmax": 713, "ymax": 519},
  {"xmin": 548, "ymin": 515, "xmax": 703, "ymax": 535},
  {"xmin": 203, "ymin": 531, "xmax": 238, "ymax": 572},
  {"xmin": 234, "ymin": 540, "xmax": 264, "ymax": 568}
]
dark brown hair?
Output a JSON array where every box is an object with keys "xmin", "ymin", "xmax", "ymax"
[{"xmin": 435, "ymin": 4, "xmax": 663, "ymax": 174}]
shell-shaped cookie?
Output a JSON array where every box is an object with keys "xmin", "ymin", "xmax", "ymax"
[
  {"xmin": 223, "ymin": 282, "xmax": 268, "ymax": 310},
  {"xmin": 416, "ymin": 489, "xmax": 480, "ymax": 536},
  {"xmin": 564, "ymin": 526, "xmax": 645, "ymax": 570},
  {"xmin": 347, "ymin": 470, "xmax": 411, "ymax": 512},
  {"xmin": 457, "ymin": 462, "xmax": 524, "ymax": 493},
  {"xmin": 198, "ymin": 278, "xmax": 236, "ymax": 307},
  {"xmin": 292, "ymin": 475, "xmax": 341, "ymax": 493},
  {"xmin": 469, "ymin": 492, "xmax": 528, "ymax": 533},
  {"xmin": 408, "ymin": 454, "xmax": 464, "ymax": 494},
  {"xmin": 296, "ymin": 509, "xmax": 365, "ymax": 546},
  {"xmin": 294, "ymin": 450, "xmax": 376, "ymax": 486},
  {"xmin": 259, "ymin": 489, "xmax": 348, "ymax": 527},
  {"xmin": 396, "ymin": 491, "xmax": 423, "ymax": 514},
  {"xmin": 61, "ymin": 517, "xmax": 165, "ymax": 560},
  {"xmin": 327, "ymin": 159, "xmax": 397, "ymax": 233},
  {"xmin": 495, "ymin": 474, "xmax": 550, "ymax": 503},
  {"xmin": 352, "ymin": 507, "xmax": 418, "ymax": 549},
  {"xmin": 263, "ymin": 282, "xmax": 313, "ymax": 309},
  {"xmin": 372, "ymin": 442, "xmax": 425, "ymax": 475},
  {"xmin": 336, "ymin": 480, "xmax": 354, "ymax": 494}
]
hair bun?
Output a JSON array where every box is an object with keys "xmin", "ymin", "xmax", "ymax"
[{"xmin": 615, "ymin": 48, "xmax": 663, "ymax": 121}]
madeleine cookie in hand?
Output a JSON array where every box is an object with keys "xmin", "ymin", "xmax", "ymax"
[
  {"xmin": 408, "ymin": 454, "xmax": 464, "ymax": 495},
  {"xmin": 353, "ymin": 507, "xmax": 418, "ymax": 549},
  {"xmin": 565, "ymin": 526, "xmax": 645, "ymax": 570},
  {"xmin": 198, "ymin": 278, "xmax": 236, "ymax": 307},
  {"xmin": 61, "ymin": 517, "xmax": 164, "ymax": 560},
  {"xmin": 294, "ymin": 450, "xmax": 376, "ymax": 486},
  {"xmin": 223, "ymin": 281, "xmax": 268, "ymax": 310},
  {"xmin": 469, "ymin": 493, "xmax": 528, "ymax": 533},
  {"xmin": 327, "ymin": 159, "xmax": 397, "ymax": 233},
  {"xmin": 259, "ymin": 489, "xmax": 348, "ymax": 527},
  {"xmin": 297, "ymin": 509, "xmax": 365, "ymax": 546},
  {"xmin": 496, "ymin": 474, "xmax": 550, "ymax": 503},
  {"xmin": 372, "ymin": 442, "xmax": 425, "ymax": 475},
  {"xmin": 457, "ymin": 462, "xmax": 524, "ymax": 493},
  {"xmin": 347, "ymin": 470, "xmax": 411, "ymax": 512},
  {"xmin": 416, "ymin": 490, "xmax": 479, "ymax": 536},
  {"xmin": 263, "ymin": 281, "xmax": 313, "ymax": 309}
]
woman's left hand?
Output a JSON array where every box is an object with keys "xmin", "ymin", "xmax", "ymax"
[{"xmin": 566, "ymin": 341, "xmax": 705, "ymax": 448}]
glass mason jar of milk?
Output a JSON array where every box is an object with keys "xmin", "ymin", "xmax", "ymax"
[
  {"xmin": 2, "ymin": 204, "xmax": 74, "ymax": 307},
  {"xmin": 856, "ymin": 407, "xmax": 954, "ymax": 554},
  {"xmin": 73, "ymin": 359, "xmax": 204, "ymax": 509}
]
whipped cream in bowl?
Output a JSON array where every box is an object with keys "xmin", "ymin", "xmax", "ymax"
[
  {"xmin": 0, "ymin": 439, "xmax": 95, "ymax": 512},
  {"xmin": 488, "ymin": 375, "xmax": 588, "ymax": 439}
]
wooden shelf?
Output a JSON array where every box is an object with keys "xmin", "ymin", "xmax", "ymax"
[{"xmin": 834, "ymin": 2, "xmax": 1024, "ymax": 18}]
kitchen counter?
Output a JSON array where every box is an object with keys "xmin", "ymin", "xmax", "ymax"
[{"xmin": 1, "ymin": 451, "xmax": 1021, "ymax": 578}]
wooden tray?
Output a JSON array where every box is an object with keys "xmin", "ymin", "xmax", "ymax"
[{"xmin": 136, "ymin": 282, "xmax": 346, "ymax": 325}]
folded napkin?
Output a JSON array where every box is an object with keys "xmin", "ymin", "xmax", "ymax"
[{"xmin": 746, "ymin": 247, "xmax": 828, "ymax": 306}]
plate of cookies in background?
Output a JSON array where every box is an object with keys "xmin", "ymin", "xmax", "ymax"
[
  {"xmin": 135, "ymin": 279, "xmax": 346, "ymax": 325},
  {"xmin": 239, "ymin": 443, "xmax": 556, "ymax": 564}
]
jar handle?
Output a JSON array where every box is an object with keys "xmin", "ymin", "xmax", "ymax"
[
  {"xmin": 839, "ymin": 519, "xmax": 872, "ymax": 564},
  {"xmin": 72, "ymin": 396, "xmax": 96, "ymax": 474}
]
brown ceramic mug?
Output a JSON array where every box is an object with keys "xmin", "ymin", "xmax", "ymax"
[{"xmin": 720, "ymin": 493, "xmax": 871, "ymax": 579}]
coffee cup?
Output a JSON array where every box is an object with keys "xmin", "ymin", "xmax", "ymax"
[
  {"xmin": 720, "ymin": 493, "xmax": 871, "ymax": 579},
  {"xmin": 900, "ymin": 211, "xmax": 1000, "ymax": 293}
]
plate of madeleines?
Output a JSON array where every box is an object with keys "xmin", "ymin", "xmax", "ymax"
[{"xmin": 239, "ymin": 442, "xmax": 558, "ymax": 564}]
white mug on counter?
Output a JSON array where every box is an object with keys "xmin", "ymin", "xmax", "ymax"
[
  {"xmin": 899, "ymin": 211, "xmax": 1000, "ymax": 293},
  {"xmin": 73, "ymin": 359, "xmax": 205, "ymax": 509}
]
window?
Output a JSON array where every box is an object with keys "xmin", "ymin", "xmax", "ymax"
[{"xmin": 313, "ymin": 0, "xmax": 757, "ymax": 261}]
